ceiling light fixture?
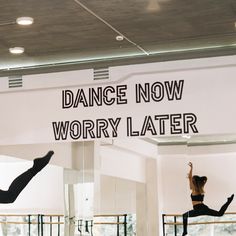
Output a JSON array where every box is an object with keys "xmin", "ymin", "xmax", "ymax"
[
  {"xmin": 147, "ymin": 0, "xmax": 161, "ymax": 12},
  {"xmin": 16, "ymin": 17, "xmax": 34, "ymax": 26},
  {"xmin": 9, "ymin": 47, "xmax": 25, "ymax": 54},
  {"xmin": 116, "ymin": 35, "xmax": 124, "ymax": 41}
]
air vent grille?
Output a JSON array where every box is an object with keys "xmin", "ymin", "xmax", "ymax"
[
  {"xmin": 93, "ymin": 68, "xmax": 109, "ymax": 80},
  {"xmin": 8, "ymin": 76, "xmax": 23, "ymax": 88}
]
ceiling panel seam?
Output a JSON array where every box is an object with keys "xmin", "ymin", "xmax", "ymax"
[{"xmin": 73, "ymin": 0, "xmax": 150, "ymax": 56}]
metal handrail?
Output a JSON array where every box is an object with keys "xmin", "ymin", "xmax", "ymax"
[
  {"xmin": 94, "ymin": 222, "xmax": 125, "ymax": 225},
  {"xmin": 163, "ymin": 212, "xmax": 236, "ymax": 217},
  {"xmin": 163, "ymin": 212, "xmax": 236, "ymax": 236},
  {"xmin": 0, "ymin": 213, "xmax": 129, "ymax": 236},
  {"xmin": 165, "ymin": 220, "xmax": 236, "ymax": 225}
]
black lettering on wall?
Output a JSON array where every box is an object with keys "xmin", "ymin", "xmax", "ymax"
[
  {"xmin": 154, "ymin": 115, "xmax": 169, "ymax": 135},
  {"xmin": 52, "ymin": 121, "xmax": 69, "ymax": 140},
  {"xmin": 96, "ymin": 119, "xmax": 109, "ymax": 138},
  {"xmin": 83, "ymin": 120, "xmax": 95, "ymax": 139},
  {"xmin": 164, "ymin": 80, "xmax": 184, "ymax": 100},
  {"xmin": 117, "ymin": 85, "xmax": 128, "ymax": 105},
  {"xmin": 103, "ymin": 86, "xmax": 115, "ymax": 105},
  {"xmin": 70, "ymin": 120, "xmax": 82, "ymax": 140},
  {"xmin": 151, "ymin": 82, "xmax": 164, "ymax": 102},
  {"xmin": 140, "ymin": 116, "xmax": 157, "ymax": 136},
  {"xmin": 74, "ymin": 89, "xmax": 88, "ymax": 107},
  {"xmin": 136, "ymin": 83, "xmax": 150, "ymax": 103},
  {"xmin": 127, "ymin": 117, "xmax": 139, "ymax": 136},
  {"xmin": 183, "ymin": 113, "xmax": 198, "ymax": 133},
  {"xmin": 89, "ymin": 87, "xmax": 103, "ymax": 107},
  {"xmin": 62, "ymin": 90, "xmax": 73, "ymax": 109},
  {"xmin": 170, "ymin": 114, "xmax": 182, "ymax": 134},
  {"xmin": 109, "ymin": 118, "xmax": 121, "ymax": 137}
]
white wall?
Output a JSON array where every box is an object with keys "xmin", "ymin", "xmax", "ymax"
[
  {"xmin": 100, "ymin": 138, "xmax": 158, "ymax": 183},
  {"xmin": 0, "ymin": 143, "xmax": 73, "ymax": 168},
  {"xmin": 97, "ymin": 175, "xmax": 137, "ymax": 215},
  {"xmin": 1, "ymin": 55, "xmax": 236, "ymax": 145},
  {"xmin": 100, "ymin": 146, "xmax": 146, "ymax": 183}
]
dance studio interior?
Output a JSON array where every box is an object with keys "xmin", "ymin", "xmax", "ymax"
[{"xmin": 0, "ymin": 1, "xmax": 236, "ymax": 236}]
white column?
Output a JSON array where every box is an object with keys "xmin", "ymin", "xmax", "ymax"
[
  {"xmin": 136, "ymin": 158, "xmax": 159, "ymax": 236},
  {"xmin": 136, "ymin": 182, "xmax": 147, "ymax": 236},
  {"xmin": 146, "ymin": 158, "xmax": 159, "ymax": 235}
]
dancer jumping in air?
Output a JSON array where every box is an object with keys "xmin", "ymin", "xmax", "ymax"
[
  {"xmin": 0, "ymin": 150, "xmax": 54, "ymax": 204},
  {"xmin": 182, "ymin": 162, "xmax": 234, "ymax": 236}
]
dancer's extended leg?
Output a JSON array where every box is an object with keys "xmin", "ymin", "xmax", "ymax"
[
  {"xmin": 219, "ymin": 194, "xmax": 234, "ymax": 215},
  {"xmin": 182, "ymin": 195, "xmax": 234, "ymax": 236},
  {"xmin": 182, "ymin": 209, "xmax": 202, "ymax": 236},
  {"xmin": 0, "ymin": 151, "xmax": 54, "ymax": 204},
  {"xmin": 205, "ymin": 194, "xmax": 234, "ymax": 217}
]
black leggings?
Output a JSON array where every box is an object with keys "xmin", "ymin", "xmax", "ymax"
[
  {"xmin": 0, "ymin": 151, "xmax": 53, "ymax": 204},
  {"xmin": 0, "ymin": 167, "xmax": 37, "ymax": 203},
  {"xmin": 182, "ymin": 200, "xmax": 231, "ymax": 235}
]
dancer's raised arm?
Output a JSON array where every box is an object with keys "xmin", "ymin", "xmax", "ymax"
[{"xmin": 187, "ymin": 162, "xmax": 194, "ymax": 190}]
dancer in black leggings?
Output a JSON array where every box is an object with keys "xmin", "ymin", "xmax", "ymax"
[
  {"xmin": 182, "ymin": 162, "xmax": 234, "ymax": 236},
  {"xmin": 0, "ymin": 150, "xmax": 54, "ymax": 204}
]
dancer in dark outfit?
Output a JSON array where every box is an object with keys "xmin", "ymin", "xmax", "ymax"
[
  {"xmin": 182, "ymin": 162, "xmax": 234, "ymax": 236},
  {"xmin": 0, "ymin": 150, "xmax": 54, "ymax": 204}
]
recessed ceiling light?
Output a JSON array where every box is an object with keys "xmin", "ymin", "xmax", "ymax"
[
  {"xmin": 16, "ymin": 17, "xmax": 34, "ymax": 26},
  {"xmin": 116, "ymin": 35, "xmax": 124, "ymax": 41},
  {"xmin": 9, "ymin": 47, "xmax": 25, "ymax": 54},
  {"xmin": 147, "ymin": 0, "xmax": 161, "ymax": 12}
]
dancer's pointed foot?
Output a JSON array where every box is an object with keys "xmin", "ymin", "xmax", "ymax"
[
  {"xmin": 228, "ymin": 194, "xmax": 234, "ymax": 204},
  {"xmin": 33, "ymin": 150, "xmax": 54, "ymax": 173},
  {"xmin": 182, "ymin": 232, "xmax": 187, "ymax": 236}
]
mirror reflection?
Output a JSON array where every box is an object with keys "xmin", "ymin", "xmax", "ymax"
[{"xmin": 0, "ymin": 134, "xmax": 236, "ymax": 235}]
